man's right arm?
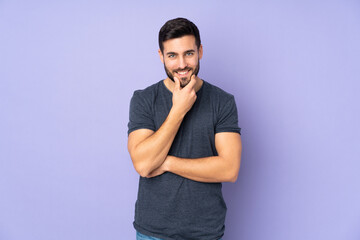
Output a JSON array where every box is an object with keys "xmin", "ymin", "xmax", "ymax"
[{"xmin": 128, "ymin": 77, "xmax": 197, "ymax": 177}]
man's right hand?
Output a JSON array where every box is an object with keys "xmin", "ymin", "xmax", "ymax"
[
  {"xmin": 171, "ymin": 75, "xmax": 197, "ymax": 117},
  {"xmin": 128, "ymin": 75, "xmax": 198, "ymax": 177}
]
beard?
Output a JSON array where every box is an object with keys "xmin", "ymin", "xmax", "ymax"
[{"xmin": 163, "ymin": 60, "xmax": 200, "ymax": 88}]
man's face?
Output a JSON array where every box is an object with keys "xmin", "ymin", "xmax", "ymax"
[{"xmin": 159, "ymin": 35, "xmax": 203, "ymax": 88}]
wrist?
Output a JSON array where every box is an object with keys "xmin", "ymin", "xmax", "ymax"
[
  {"xmin": 164, "ymin": 155, "xmax": 174, "ymax": 172},
  {"xmin": 169, "ymin": 106, "xmax": 186, "ymax": 121}
]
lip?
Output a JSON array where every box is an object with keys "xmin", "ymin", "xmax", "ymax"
[{"xmin": 175, "ymin": 69, "xmax": 190, "ymax": 78}]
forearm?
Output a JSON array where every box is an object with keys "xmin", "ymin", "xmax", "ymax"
[
  {"xmin": 165, "ymin": 155, "xmax": 240, "ymax": 183},
  {"xmin": 129, "ymin": 76, "xmax": 198, "ymax": 177},
  {"xmin": 129, "ymin": 107, "xmax": 185, "ymax": 177}
]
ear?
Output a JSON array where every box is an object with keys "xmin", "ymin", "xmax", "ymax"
[
  {"xmin": 198, "ymin": 44, "xmax": 203, "ymax": 60},
  {"xmin": 158, "ymin": 49, "xmax": 164, "ymax": 64}
]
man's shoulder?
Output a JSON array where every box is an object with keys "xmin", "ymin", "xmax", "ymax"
[
  {"xmin": 133, "ymin": 80, "xmax": 163, "ymax": 97},
  {"xmin": 203, "ymin": 80, "xmax": 235, "ymax": 101},
  {"xmin": 130, "ymin": 80, "xmax": 164, "ymax": 109}
]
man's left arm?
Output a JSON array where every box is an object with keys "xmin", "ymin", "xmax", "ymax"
[{"xmin": 147, "ymin": 132, "xmax": 242, "ymax": 183}]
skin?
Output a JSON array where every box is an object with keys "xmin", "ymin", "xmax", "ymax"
[
  {"xmin": 128, "ymin": 35, "xmax": 242, "ymax": 182},
  {"xmin": 160, "ymin": 35, "xmax": 203, "ymax": 90}
]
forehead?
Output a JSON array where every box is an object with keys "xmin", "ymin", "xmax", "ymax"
[{"xmin": 162, "ymin": 35, "xmax": 197, "ymax": 53}]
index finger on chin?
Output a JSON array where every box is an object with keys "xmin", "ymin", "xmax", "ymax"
[{"xmin": 186, "ymin": 74, "xmax": 197, "ymax": 89}]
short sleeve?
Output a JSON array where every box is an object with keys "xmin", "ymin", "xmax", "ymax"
[
  {"xmin": 215, "ymin": 95, "xmax": 241, "ymax": 134},
  {"xmin": 128, "ymin": 91, "xmax": 156, "ymax": 135}
]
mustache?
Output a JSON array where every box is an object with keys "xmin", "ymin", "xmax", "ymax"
[{"xmin": 174, "ymin": 67, "xmax": 192, "ymax": 72}]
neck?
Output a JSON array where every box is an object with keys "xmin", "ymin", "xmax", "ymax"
[{"xmin": 164, "ymin": 77, "xmax": 203, "ymax": 93}]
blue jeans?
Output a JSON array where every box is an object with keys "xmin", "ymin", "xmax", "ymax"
[
  {"xmin": 136, "ymin": 231, "xmax": 222, "ymax": 240},
  {"xmin": 136, "ymin": 232, "xmax": 163, "ymax": 240}
]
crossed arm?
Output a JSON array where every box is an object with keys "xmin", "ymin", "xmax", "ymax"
[
  {"xmin": 128, "ymin": 128, "xmax": 241, "ymax": 183},
  {"xmin": 128, "ymin": 76, "xmax": 242, "ymax": 183},
  {"xmin": 148, "ymin": 131, "xmax": 241, "ymax": 182}
]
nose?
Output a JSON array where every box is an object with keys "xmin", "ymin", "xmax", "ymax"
[{"xmin": 178, "ymin": 56, "xmax": 187, "ymax": 69}]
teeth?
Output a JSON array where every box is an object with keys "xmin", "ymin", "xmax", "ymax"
[{"xmin": 178, "ymin": 71, "xmax": 188, "ymax": 75}]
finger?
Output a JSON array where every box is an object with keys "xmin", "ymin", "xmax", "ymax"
[
  {"xmin": 147, "ymin": 169, "xmax": 162, "ymax": 178},
  {"xmin": 185, "ymin": 74, "xmax": 197, "ymax": 90},
  {"xmin": 174, "ymin": 77, "xmax": 181, "ymax": 90},
  {"xmin": 146, "ymin": 169, "xmax": 157, "ymax": 178}
]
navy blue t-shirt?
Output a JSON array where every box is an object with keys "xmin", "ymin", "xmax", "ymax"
[{"xmin": 128, "ymin": 80, "xmax": 241, "ymax": 240}]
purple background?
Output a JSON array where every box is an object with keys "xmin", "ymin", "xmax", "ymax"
[{"xmin": 1, "ymin": 1, "xmax": 359, "ymax": 239}]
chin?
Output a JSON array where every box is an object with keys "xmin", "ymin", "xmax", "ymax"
[{"xmin": 180, "ymin": 80, "xmax": 190, "ymax": 88}]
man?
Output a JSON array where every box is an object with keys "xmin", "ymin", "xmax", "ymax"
[{"xmin": 128, "ymin": 17, "xmax": 242, "ymax": 240}]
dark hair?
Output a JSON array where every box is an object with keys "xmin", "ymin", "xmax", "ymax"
[{"xmin": 158, "ymin": 17, "xmax": 201, "ymax": 53}]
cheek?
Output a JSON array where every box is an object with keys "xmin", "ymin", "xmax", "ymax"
[
  {"xmin": 165, "ymin": 61, "xmax": 177, "ymax": 70},
  {"xmin": 188, "ymin": 57, "xmax": 199, "ymax": 67}
]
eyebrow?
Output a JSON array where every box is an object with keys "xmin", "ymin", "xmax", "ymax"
[
  {"xmin": 166, "ymin": 52, "xmax": 177, "ymax": 56},
  {"xmin": 166, "ymin": 49, "xmax": 196, "ymax": 56}
]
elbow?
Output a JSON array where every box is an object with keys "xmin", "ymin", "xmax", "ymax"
[
  {"xmin": 225, "ymin": 160, "xmax": 240, "ymax": 183},
  {"xmin": 133, "ymin": 162, "xmax": 151, "ymax": 178},
  {"xmin": 220, "ymin": 169, "xmax": 238, "ymax": 183},
  {"xmin": 130, "ymin": 151, "xmax": 152, "ymax": 177},
  {"xmin": 224, "ymin": 169, "xmax": 238, "ymax": 183},
  {"xmin": 228, "ymin": 173, "xmax": 238, "ymax": 183},
  {"xmin": 138, "ymin": 171, "xmax": 150, "ymax": 178},
  {"xmin": 136, "ymin": 168, "xmax": 151, "ymax": 178}
]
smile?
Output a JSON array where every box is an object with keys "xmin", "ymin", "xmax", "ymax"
[{"xmin": 175, "ymin": 69, "xmax": 190, "ymax": 77}]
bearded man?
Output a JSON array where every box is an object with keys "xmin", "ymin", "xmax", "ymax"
[{"xmin": 128, "ymin": 17, "xmax": 242, "ymax": 240}]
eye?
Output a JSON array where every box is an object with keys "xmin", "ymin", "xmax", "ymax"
[
  {"xmin": 186, "ymin": 52, "xmax": 194, "ymax": 56},
  {"xmin": 168, "ymin": 54, "xmax": 175, "ymax": 58}
]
